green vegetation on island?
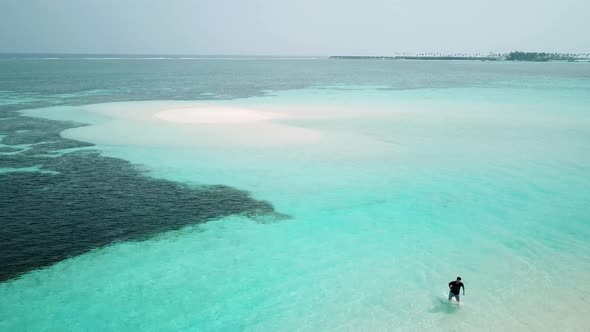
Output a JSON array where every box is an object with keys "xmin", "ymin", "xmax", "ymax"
[{"xmin": 505, "ymin": 51, "xmax": 576, "ymax": 61}]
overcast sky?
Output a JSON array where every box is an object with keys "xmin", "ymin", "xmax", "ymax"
[{"xmin": 0, "ymin": 0, "xmax": 588, "ymax": 55}]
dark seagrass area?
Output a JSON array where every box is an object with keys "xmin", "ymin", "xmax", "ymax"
[{"xmin": 0, "ymin": 103, "xmax": 284, "ymax": 282}]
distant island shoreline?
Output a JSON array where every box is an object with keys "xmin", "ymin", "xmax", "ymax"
[
  {"xmin": 1, "ymin": 52, "xmax": 588, "ymax": 62},
  {"xmin": 331, "ymin": 52, "xmax": 590, "ymax": 62}
]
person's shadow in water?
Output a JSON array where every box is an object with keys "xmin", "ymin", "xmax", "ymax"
[{"xmin": 429, "ymin": 297, "xmax": 462, "ymax": 314}]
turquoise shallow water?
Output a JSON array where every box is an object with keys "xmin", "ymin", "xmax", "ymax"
[{"xmin": 1, "ymin": 59, "xmax": 590, "ymax": 331}]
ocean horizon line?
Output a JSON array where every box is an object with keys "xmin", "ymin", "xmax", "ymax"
[{"xmin": 0, "ymin": 52, "xmax": 326, "ymax": 60}]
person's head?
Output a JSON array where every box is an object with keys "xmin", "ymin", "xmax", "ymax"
[{"xmin": 456, "ymin": 277, "xmax": 462, "ymax": 282}]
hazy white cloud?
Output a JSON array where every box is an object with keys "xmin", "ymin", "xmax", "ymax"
[{"xmin": 0, "ymin": 0, "xmax": 588, "ymax": 55}]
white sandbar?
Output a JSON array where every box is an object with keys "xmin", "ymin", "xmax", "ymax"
[{"xmin": 154, "ymin": 107, "xmax": 286, "ymax": 124}]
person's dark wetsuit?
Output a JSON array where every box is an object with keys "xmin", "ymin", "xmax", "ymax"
[{"xmin": 448, "ymin": 280, "xmax": 465, "ymax": 301}]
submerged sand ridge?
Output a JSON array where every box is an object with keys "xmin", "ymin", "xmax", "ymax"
[
  {"xmin": 23, "ymin": 101, "xmax": 398, "ymax": 152},
  {"xmin": 25, "ymin": 101, "xmax": 330, "ymax": 148}
]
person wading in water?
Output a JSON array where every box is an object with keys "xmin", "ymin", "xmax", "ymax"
[{"xmin": 448, "ymin": 277, "xmax": 465, "ymax": 302}]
